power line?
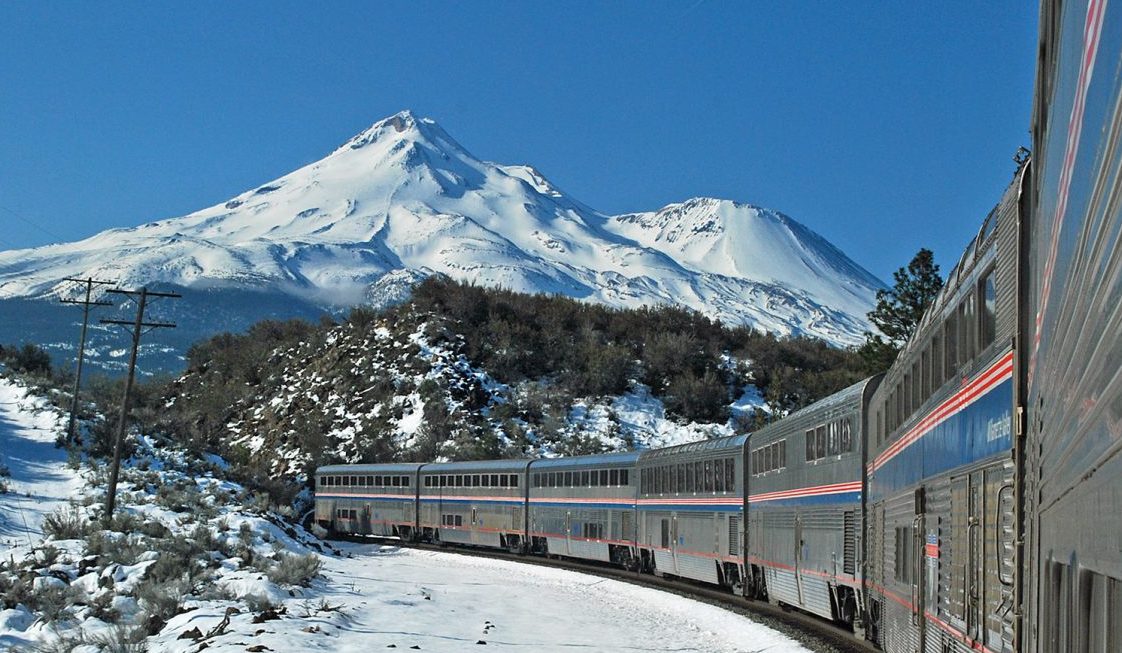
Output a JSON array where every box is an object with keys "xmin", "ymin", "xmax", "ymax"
[{"xmin": 0, "ymin": 203, "xmax": 68, "ymax": 244}]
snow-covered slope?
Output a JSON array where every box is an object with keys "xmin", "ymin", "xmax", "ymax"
[{"xmin": 0, "ymin": 110, "xmax": 883, "ymax": 345}]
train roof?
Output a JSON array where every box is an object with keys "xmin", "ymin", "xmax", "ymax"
[
  {"xmin": 528, "ymin": 451, "xmax": 641, "ymax": 469},
  {"xmin": 315, "ymin": 463, "xmax": 424, "ymax": 475},
  {"xmin": 638, "ymin": 433, "xmax": 749, "ymax": 462},
  {"xmin": 419, "ymin": 459, "xmax": 533, "ymax": 473},
  {"xmin": 751, "ymin": 376, "xmax": 879, "ymax": 441}
]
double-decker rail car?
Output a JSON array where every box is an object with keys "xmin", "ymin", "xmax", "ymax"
[
  {"xmin": 314, "ymin": 463, "xmax": 423, "ymax": 538},
  {"xmin": 746, "ymin": 377, "xmax": 880, "ymax": 632},
  {"xmin": 637, "ymin": 434, "xmax": 748, "ymax": 589},
  {"xmin": 866, "ymin": 166, "xmax": 1025, "ymax": 653},
  {"xmin": 417, "ymin": 459, "xmax": 531, "ymax": 550},
  {"xmin": 1025, "ymin": 0, "xmax": 1122, "ymax": 649},
  {"xmin": 526, "ymin": 452, "xmax": 639, "ymax": 566}
]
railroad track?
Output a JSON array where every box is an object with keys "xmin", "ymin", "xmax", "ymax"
[{"xmin": 324, "ymin": 533, "xmax": 877, "ymax": 653}]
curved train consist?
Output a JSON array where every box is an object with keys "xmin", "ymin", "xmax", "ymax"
[{"xmin": 315, "ymin": 2, "xmax": 1121, "ymax": 651}]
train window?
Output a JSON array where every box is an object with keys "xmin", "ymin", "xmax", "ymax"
[
  {"xmin": 580, "ymin": 470, "xmax": 589, "ymax": 486},
  {"xmin": 677, "ymin": 466, "xmax": 686, "ymax": 492},
  {"xmin": 600, "ymin": 469, "xmax": 610, "ymax": 486},
  {"xmin": 980, "ymin": 205, "xmax": 998, "ymax": 243},
  {"xmin": 371, "ymin": 475, "xmax": 379, "ymax": 486},
  {"xmin": 921, "ymin": 348, "xmax": 931, "ymax": 400},
  {"xmin": 979, "ymin": 269, "xmax": 997, "ymax": 350},
  {"xmin": 959, "ymin": 292, "xmax": 976, "ymax": 364},
  {"xmin": 945, "ymin": 313, "xmax": 958, "ymax": 379},
  {"xmin": 620, "ymin": 470, "xmax": 628, "ymax": 486},
  {"xmin": 726, "ymin": 458, "xmax": 735, "ymax": 487},
  {"xmin": 827, "ymin": 422, "xmax": 839, "ymax": 456},
  {"xmin": 778, "ymin": 441, "xmax": 786, "ymax": 469},
  {"xmin": 914, "ymin": 361, "xmax": 922, "ymax": 411},
  {"xmin": 894, "ymin": 526, "xmax": 914, "ymax": 584},
  {"xmin": 342, "ymin": 476, "xmax": 350, "ymax": 486},
  {"xmin": 903, "ymin": 372, "xmax": 913, "ymax": 417},
  {"xmin": 560, "ymin": 471, "xmax": 569, "ymax": 487},
  {"xmin": 404, "ymin": 476, "xmax": 410, "ymax": 488},
  {"xmin": 896, "ymin": 383, "xmax": 904, "ymax": 429},
  {"xmin": 532, "ymin": 473, "xmax": 540, "ymax": 488},
  {"xmin": 491, "ymin": 474, "xmax": 500, "ymax": 487},
  {"xmin": 931, "ymin": 335, "xmax": 943, "ymax": 390},
  {"xmin": 715, "ymin": 461, "xmax": 725, "ymax": 492},
  {"xmin": 694, "ymin": 461, "xmax": 703, "ymax": 490},
  {"xmin": 707, "ymin": 460, "xmax": 717, "ymax": 493},
  {"xmin": 424, "ymin": 477, "xmax": 431, "ymax": 488},
  {"xmin": 610, "ymin": 469, "xmax": 619, "ymax": 486},
  {"xmin": 805, "ymin": 429, "xmax": 815, "ymax": 461},
  {"xmin": 816, "ymin": 426, "xmax": 827, "ymax": 459},
  {"xmin": 651, "ymin": 468, "xmax": 658, "ymax": 494},
  {"xmin": 510, "ymin": 475, "xmax": 518, "ymax": 488},
  {"xmin": 479, "ymin": 474, "xmax": 488, "ymax": 487},
  {"xmin": 840, "ymin": 421, "xmax": 852, "ymax": 453}
]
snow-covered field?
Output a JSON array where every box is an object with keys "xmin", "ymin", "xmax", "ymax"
[
  {"xmin": 0, "ymin": 374, "xmax": 810, "ymax": 652},
  {"xmin": 0, "ymin": 377, "xmax": 80, "ymax": 557}
]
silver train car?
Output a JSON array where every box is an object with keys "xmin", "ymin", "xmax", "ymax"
[
  {"xmin": 417, "ymin": 459, "xmax": 530, "ymax": 550},
  {"xmin": 636, "ymin": 434, "xmax": 747, "ymax": 589},
  {"xmin": 527, "ymin": 451, "xmax": 639, "ymax": 566},
  {"xmin": 746, "ymin": 377, "xmax": 880, "ymax": 633},
  {"xmin": 315, "ymin": 2, "xmax": 1122, "ymax": 648},
  {"xmin": 1025, "ymin": 0, "xmax": 1122, "ymax": 649},
  {"xmin": 314, "ymin": 463, "xmax": 422, "ymax": 538},
  {"xmin": 866, "ymin": 167, "xmax": 1026, "ymax": 653}
]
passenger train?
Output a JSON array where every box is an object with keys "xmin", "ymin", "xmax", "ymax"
[{"xmin": 315, "ymin": 1, "xmax": 1121, "ymax": 651}]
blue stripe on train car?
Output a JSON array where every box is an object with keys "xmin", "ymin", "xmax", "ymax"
[
  {"xmin": 748, "ymin": 492, "xmax": 862, "ymax": 508},
  {"xmin": 636, "ymin": 503, "xmax": 742, "ymax": 513},
  {"xmin": 871, "ymin": 377, "xmax": 1013, "ymax": 499}
]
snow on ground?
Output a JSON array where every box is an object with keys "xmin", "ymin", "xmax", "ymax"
[
  {"xmin": 0, "ymin": 376, "xmax": 81, "ymax": 556},
  {"xmin": 151, "ymin": 542, "xmax": 810, "ymax": 653}
]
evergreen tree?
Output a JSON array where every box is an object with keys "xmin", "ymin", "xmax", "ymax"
[{"xmin": 860, "ymin": 248, "xmax": 943, "ymax": 374}]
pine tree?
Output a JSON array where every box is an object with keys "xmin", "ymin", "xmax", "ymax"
[{"xmin": 859, "ymin": 248, "xmax": 943, "ymax": 374}]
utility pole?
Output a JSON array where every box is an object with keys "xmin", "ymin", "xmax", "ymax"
[
  {"xmin": 60, "ymin": 277, "xmax": 115, "ymax": 445},
  {"xmin": 100, "ymin": 286, "xmax": 180, "ymax": 521}
]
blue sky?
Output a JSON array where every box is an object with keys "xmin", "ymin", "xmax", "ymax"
[{"xmin": 0, "ymin": 2, "xmax": 1037, "ymax": 282}]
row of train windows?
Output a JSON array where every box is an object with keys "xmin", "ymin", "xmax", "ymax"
[
  {"xmin": 752, "ymin": 440, "xmax": 786, "ymax": 476},
  {"xmin": 441, "ymin": 514, "xmax": 464, "ymax": 527},
  {"xmin": 806, "ymin": 418, "xmax": 854, "ymax": 462},
  {"xmin": 334, "ymin": 509, "xmax": 358, "ymax": 519},
  {"xmin": 878, "ymin": 269, "xmax": 997, "ymax": 443},
  {"xmin": 640, "ymin": 458, "xmax": 736, "ymax": 495},
  {"xmin": 532, "ymin": 468, "xmax": 629, "ymax": 488},
  {"xmin": 423, "ymin": 474, "xmax": 519, "ymax": 489},
  {"xmin": 321, "ymin": 475, "xmax": 410, "ymax": 488}
]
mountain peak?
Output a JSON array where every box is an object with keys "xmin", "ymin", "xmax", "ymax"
[{"xmin": 338, "ymin": 110, "xmax": 435, "ymax": 151}]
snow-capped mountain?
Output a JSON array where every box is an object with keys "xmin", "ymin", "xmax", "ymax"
[{"xmin": 0, "ymin": 110, "xmax": 883, "ymax": 349}]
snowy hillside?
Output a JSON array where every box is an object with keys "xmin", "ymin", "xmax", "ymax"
[
  {"xmin": 0, "ymin": 373, "xmax": 809, "ymax": 652},
  {"xmin": 0, "ymin": 110, "xmax": 883, "ymax": 347}
]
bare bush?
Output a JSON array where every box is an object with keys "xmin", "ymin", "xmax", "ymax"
[
  {"xmin": 267, "ymin": 552, "xmax": 323, "ymax": 587},
  {"xmin": 42, "ymin": 506, "xmax": 88, "ymax": 540}
]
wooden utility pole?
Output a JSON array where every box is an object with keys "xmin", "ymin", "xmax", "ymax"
[
  {"xmin": 100, "ymin": 286, "xmax": 180, "ymax": 520},
  {"xmin": 60, "ymin": 277, "xmax": 115, "ymax": 445}
]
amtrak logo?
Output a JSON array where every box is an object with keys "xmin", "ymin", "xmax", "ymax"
[{"xmin": 986, "ymin": 412, "xmax": 1012, "ymax": 442}]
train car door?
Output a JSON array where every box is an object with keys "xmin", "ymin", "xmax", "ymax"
[
  {"xmin": 565, "ymin": 510, "xmax": 573, "ymax": 555},
  {"xmin": 912, "ymin": 488, "xmax": 928, "ymax": 653},
  {"xmin": 794, "ymin": 514, "xmax": 805, "ymax": 605},
  {"xmin": 671, "ymin": 514, "xmax": 680, "ymax": 574},
  {"xmin": 471, "ymin": 507, "xmax": 479, "ymax": 545}
]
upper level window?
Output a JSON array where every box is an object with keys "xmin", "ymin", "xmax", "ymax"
[{"xmin": 979, "ymin": 269, "xmax": 997, "ymax": 350}]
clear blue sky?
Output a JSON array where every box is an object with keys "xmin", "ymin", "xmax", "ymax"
[{"xmin": 0, "ymin": 1, "xmax": 1037, "ymax": 283}]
